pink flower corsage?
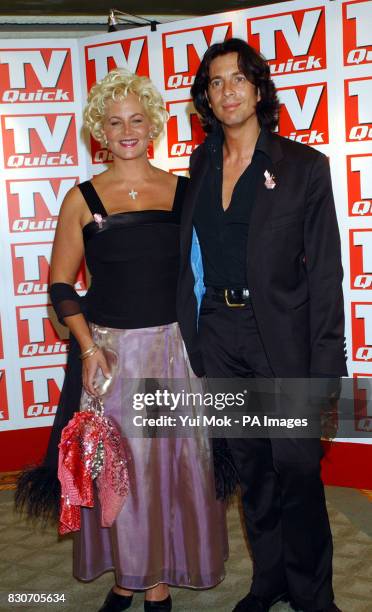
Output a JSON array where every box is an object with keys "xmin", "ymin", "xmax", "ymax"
[
  {"xmin": 264, "ymin": 170, "xmax": 276, "ymax": 190},
  {"xmin": 93, "ymin": 213, "xmax": 104, "ymax": 228}
]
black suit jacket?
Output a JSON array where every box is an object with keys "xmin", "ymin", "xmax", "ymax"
[{"xmin": 177, "ymin": 129, "xmax": 348, "ymax": 378}]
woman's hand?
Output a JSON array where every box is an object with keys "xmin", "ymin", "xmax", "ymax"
[{"xmin": 82, "ymin": 347, "xmax": 111, "ymax": 396}]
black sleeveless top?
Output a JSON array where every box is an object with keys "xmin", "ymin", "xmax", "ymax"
[{"xmin": 78, "ymin": 176, "xmax": 188, "ymax": 329}]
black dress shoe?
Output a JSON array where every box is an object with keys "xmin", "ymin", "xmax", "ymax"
[
  {"xmin": 232, "ymin": 591, "xmax": 289, "ymax": 612},
  {"xmin": 98, "ymin": 588, "xmax": 133, "ymax": 612},
  {"xmin": 144, "ymin": 595, "xmax": 172, "ymax": 611}
]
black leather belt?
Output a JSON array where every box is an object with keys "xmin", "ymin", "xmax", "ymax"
[{"xmin": 209, "ymin": 287, "xmax": 250, "ymax": 307}]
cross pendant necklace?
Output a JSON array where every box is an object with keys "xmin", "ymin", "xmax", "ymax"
[{"xmin": 128, "ymin": 189, "xmax": 138, "ymax": 200}]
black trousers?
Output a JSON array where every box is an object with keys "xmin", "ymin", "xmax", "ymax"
[{"xmin": 199, "ymin": 291, "xmax": 334, "ymax": 611}]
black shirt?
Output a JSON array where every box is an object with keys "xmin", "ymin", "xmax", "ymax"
[{"xmin": 193, "ymin": 129, "xmax": 268, "ymax": 288}]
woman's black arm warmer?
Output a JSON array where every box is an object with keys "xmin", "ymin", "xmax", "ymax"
[{"xmin": 49, "ymin": 282, "xmax": 82, "ymax": 324}]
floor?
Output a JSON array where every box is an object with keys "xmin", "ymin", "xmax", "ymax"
[{"xmin": 0, "ymin": 482, "xmax": 371, "ymax": 611}]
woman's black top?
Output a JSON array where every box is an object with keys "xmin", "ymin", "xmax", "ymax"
[{"xmin": 78, "ymin": 176, "xmax": 188, "ymax": 329}]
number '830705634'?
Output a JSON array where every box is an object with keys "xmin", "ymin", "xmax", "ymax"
[{"xmin": 8, "ymin": 593, "xmax": 66, "ymax": 604}]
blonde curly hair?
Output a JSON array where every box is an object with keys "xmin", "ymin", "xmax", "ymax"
[{"xmin": 84, "ymin": 68, "xmax": 168, "ymax": 145}]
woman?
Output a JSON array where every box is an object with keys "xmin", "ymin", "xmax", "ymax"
[{"xmin": 49, "ymin": 68, "xmax": 227, "ymax": 612}]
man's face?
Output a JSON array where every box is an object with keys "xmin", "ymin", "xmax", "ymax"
[{"xmin": 207, "ymin": 52, "xmax": 260, "ymax": 129}]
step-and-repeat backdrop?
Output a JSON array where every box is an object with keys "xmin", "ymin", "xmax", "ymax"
[{"xmin": 0, "ymin": 0, "xmax": 371, "ymax": 446}]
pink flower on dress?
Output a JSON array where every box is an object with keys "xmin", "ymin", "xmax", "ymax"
[
  {"xmin": 264, "ymin": 170, "xmax": 276, "ymax": 190},
  {"xmin": 93, "ymin": 213, "xmax": 104, "ymax": 228}
]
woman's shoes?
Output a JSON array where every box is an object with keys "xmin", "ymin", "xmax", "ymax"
[
  {"xmin": 98, "ymin": 588, "xmax": 133, "ymax": 612},
  {"xmin": 144, "ymin": 595, "xmax": 172, "ymax": 611},
  {"xmin": 97, "ymin": 588, "xmax": 171, "ymax": 612}
]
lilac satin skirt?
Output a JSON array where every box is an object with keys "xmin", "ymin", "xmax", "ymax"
[{"xmin": 73, "ymin": 322, "xmax": 228, "ymax": 589}]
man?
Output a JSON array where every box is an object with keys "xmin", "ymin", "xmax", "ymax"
[{"xmin": 177, "ymin": 39, "xmax": 347, "ymax": 612}]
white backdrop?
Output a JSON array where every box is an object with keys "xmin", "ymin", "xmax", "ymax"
[{"xmin": 0, "ymin": 0, "xmax": 371, "ymax": 444}]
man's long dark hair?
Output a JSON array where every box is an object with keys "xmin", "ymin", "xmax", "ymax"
[{"xmin": 191, "ymin": 38, "xmax": 279, "ymax": 133}]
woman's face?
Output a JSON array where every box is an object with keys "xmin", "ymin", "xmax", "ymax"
[{"xmin": 103, "ymin": 93, "xmax": 153, "ymax": 160}]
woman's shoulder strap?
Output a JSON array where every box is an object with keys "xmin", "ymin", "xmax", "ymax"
[{"xmin": 77, "ymin": 181, "xmax": 107, "ymax": 217}]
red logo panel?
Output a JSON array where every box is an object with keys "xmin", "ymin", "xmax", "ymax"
[
  {"xmin": 6, "ymin": 177, "xmax": 78, "ymax": 233},
  {"xmin": 343, "ymin": 1, "xmax": 372, "ymax": 67},
  {"xmin": 0, "ymin": 370, "xmax": 9, "ymax": 421},
  {"xmin": 11, "ymin": 241, "xmax": 86, "ymax": 297},
  {"xmin": 162, "ymin": 23, "xmax": 232, "ymax": 90},
  {"xmin": 0, "ymin": 48, "xmax": 74, "ymax": 103},
  {"xmin": 1, "ymin": 113, "xmax": 78, "ymax": 169},
  {"xmin": 85, "ymin": 36, "xmax": 149, "ymax": 91},
  {"xmin": 21, "ymin": 364, "xmax": 65, "ymax": 418},
  {"xmin": 347, "ymin": 154, "xmax": 372, "ymax": 217},
  {"xmin": 353, "ymin": 374, "xmax": 372, "ymax": 432},
  {"xmin": 166, "ymin": 99, "xmax": 204, "ymax": 158},
  {"xmin": 16, "ymin": 304, "xmax": 69, "ymax": 358},
  {"xmin": 345, "ymin": 77, "xmax": 372, "ymax": 142},
  {"xmin": 349, "ymin": 229, "xmax": 372, "ymax": 290},
  {"xmin": 352, "ymin": 302, "xmax": 372, "ymax": 361},
  {"xmin": 248, "ymin": 7, "xmax": 326, "ymax": 75},
  {"xmin": 278, "ymin": 83, "xmax": 328, "ymax": 144}
]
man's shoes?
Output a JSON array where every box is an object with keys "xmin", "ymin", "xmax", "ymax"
[
  {"xmin": 144, "ymin": 595, "xmax": 172, "ymax": 611},
  {"xmin": 232, "ymin": 591, "xmax": 289, "ymax": 612},
  {"xmin": 98, "ymin": 588, "xmax": 133, "ymax": 611}
]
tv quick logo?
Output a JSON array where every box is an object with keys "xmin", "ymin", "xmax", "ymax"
[
  {"xmin": 16, "ymin": 304, "xmax": 69, "ymax": 358},
  {"xmin": 278, "ymin": 83, "xmax": 328, "ymax": 144},
  {"xmin": 345, "ymin": 77, "xmax": 372, "ymax": 141},
  {"xmin": 343, "ymin": 1, "xmax": 372, "ymax": 66},
  {"xmin": 347, "ymin": 155, "xmax": 372, "ymax": 216},
  {"xmin": 0, "ymin": 48, "xmax": 73, "ymax": 103},
  {"xmin": 163, "ymin": 23, "xmax": 231, "ymax": 90},
  {"xmin": 11, "ymin": 242, "xmax": 86, "ymax": 296},
  {"xmin": 353, "ymin": 374, "xmax": 372, "ymax": 432},
  {"xmin": 21, "ymin": 365, "xmax": 65, "ymax": 418},
  {"xmin": 7, "ymin": 177, "xmax": 77, "ymax": 233},
  {"xmin": 12, "ymin": 242, "xmax": 52, "ymax": 295},
  {"xmin": 85, "ymin": 36, "xmax": 149, "ymax": 90},
  {"xmin": 352, "ymin": 303, "xmax": 372, "ymax": 361},
  {"xmin": 350, "ymin": 230, "xmax": 372, "ymax": 289},
  {"xmin": 0, "ymin": 370, "xmax": 9, "ymax": 421},
  {"xmin": 2, "ymin": 113, "xmax": 78, "ymax": 168},
  {"xmin": 166, "ymin": 100, "xmax": 205, "ymax": 157},
  {"xmin": 247, "ymin": 7, "xmax": 326, "ymax": 75}
]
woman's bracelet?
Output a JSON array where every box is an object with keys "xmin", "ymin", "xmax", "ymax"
[{"xmin": 80, "ymin": 343, "xmax": 99, "ymax": 360}]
